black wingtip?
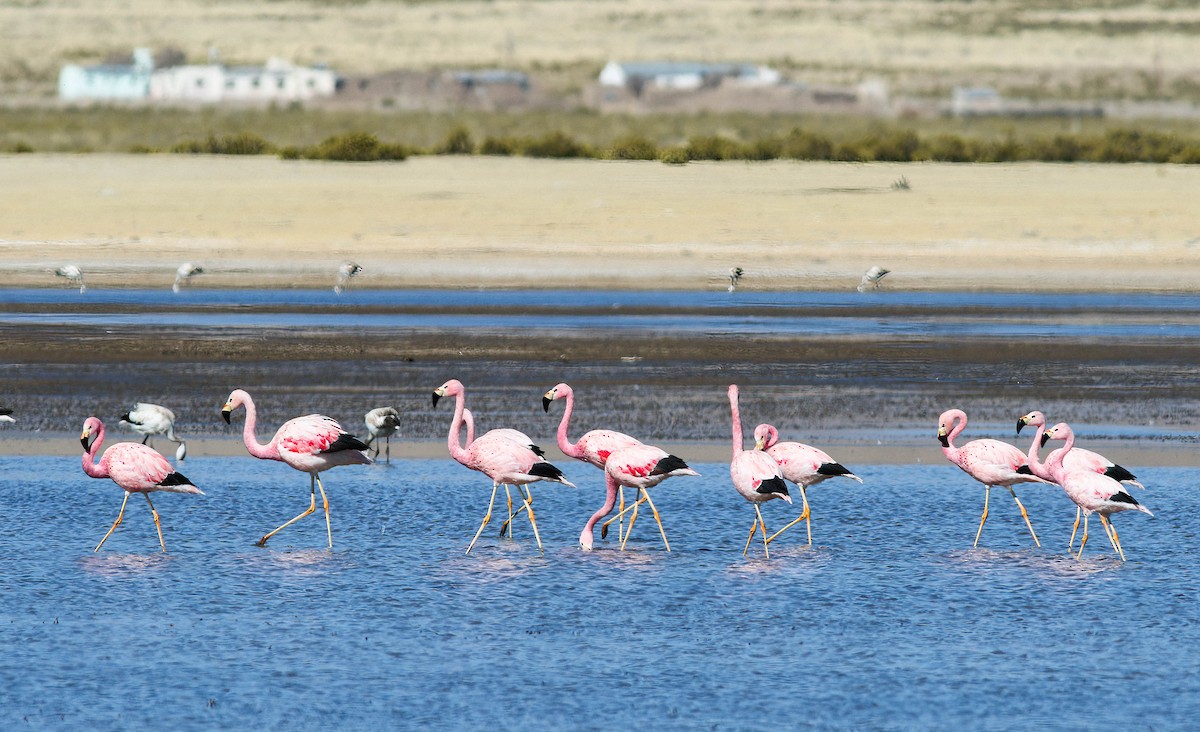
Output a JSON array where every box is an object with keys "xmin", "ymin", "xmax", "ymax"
[
  {"xmin": 1016, "ymin": 464, "xmax": 1033, "ymax": 475},
  {"xmin": 652, "ymin": 455, "xmax": 690, "ymax": 475},
  {"xmin": 158, "ymin": 471, "xmax": 195, "ymax": 487},
  {"xmin": 1110, "ymin": 491, "xmax": 1140, "ymax": 506},
  {"xmin": 817, "ymin": 462, "xmax": 854, "ymax": 477},
  {"xmin": 756, "ymin": 477, "xmax": 790, "ymax": 498},
  {"xmin": 322, "ymin": 433, "xmax": 371, "ymax": 454},
  {"xmin": 1105, "ymin": 465, "xmax": 1138, "ymax": 483},
  {"xmin": 528, "ymin": 462, "xmax": 567, "ymax": 482}
]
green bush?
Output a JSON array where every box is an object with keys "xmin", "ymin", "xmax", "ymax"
[
  {"xmin": 301, "ymin": 132, "xmax": 406, "ymax": 161},
  {"xmin": 863, "ymin": 129, "xmax": 920, "ymax": 161},
  {"xmin": 920, "ymin": 134, "xmax": 972, "ymax": 162},
  {"xmin": 1026, "ymin": 134, "xmax": 1084, "ymax": 162},
  {"xmin": 685, "ymin": 135, "xmax": 742, "ymax": 161},
  {"xmin": 436, "ymin": 125, "xmax": 475, "ymax": 155},
  {"xmin": 169, "ymin": 133, "xmax": 273, "ymax": 155},
  {"xmin": 521, "ymin": 131, "xmax": 588, "ymax": 158},
  {"xmin": 779, "ymin": 128, "xmax": 833, "ymax": 160},
  {"xmin": 607, "ymin": 134, "xmax": 658, "ymax": 160},
  {"xmin": 479, "ymin": 136, "xmax": 518, "ymax": 155}
]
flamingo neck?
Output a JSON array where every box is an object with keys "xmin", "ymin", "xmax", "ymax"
[
  {"xmin": 729, "ymin": 388, "xmax": 744, "ymax": 458},
  {"xmin": 240, "ymin": 395, "xmax": 279, "ymax": 460},
  {"xmin": 1025, "ymin": 422, "xmax": 1046, "ymax": 468},
  {"xmin": 1044, "ymin": 429, "xmax": 1074, "ymax": 477},
  {"xmin": 581, "ymin": 472, "xmax": 621, "ymax": 542},
  {"xmin": 446, "ymin": 392, "xmax": 469, "ymax": 464},
  {"xmin": 82, "ymin": 424, "xmax": 108, "ymax": 478},
  {"xmin": 555, "ymin": 390, "xmax": 585, "ymax": 459}
]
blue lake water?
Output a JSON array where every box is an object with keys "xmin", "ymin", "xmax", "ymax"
[{"xmin": 3, "ymin": 455, "xmax": 1194, "ymax": 729}]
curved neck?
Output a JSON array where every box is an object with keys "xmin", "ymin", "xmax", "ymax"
[
  {"xmin": 446, "ymin": 391, "xmax": 469, "ymax": 464},
  {"xmin": 1025, "ymin": 422, "xmax": 1045, "ymax": 468},
  {"xmin": 729, "ymin": 388, "xmax": 744, "ymax": 458},
  {"xmin": 240, "ymin": 394, "xmax": 278, "ymax": 460},
  {"xmin": 582, "ymin": 472, "xmax": 621, "ymax": 538},
  {"xmin": 82, "ymin": 423, "xmax": 108, "ymax": 478},
  {"xmin": 1044, "ymin": 429, "xmax": 1075, "ymax": 476},
  {"xmin": 555, "ymin": 389, "xmax": 585, "ymax": 459}
]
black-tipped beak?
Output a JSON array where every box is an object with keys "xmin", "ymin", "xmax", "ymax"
[
  {"xmin": 221, "ymin": 407, "xmax": 232, "ymax": 424},
  {"xmin": 119, "ymin": 412, "xmax": 131, "ymax": 422},
  {"xmin": 542, "ymin": 396, "xmax": 552, "ymax": 413},
  {"xmin": 1040, "ymin": 432, "xmax": 1050, "ymax": 447},
  {"xmin": 938, "ymin": 433, "xmax": 949, "ymax": 448},
  {"xmin": 80, "ymin": 433, "xmax": 91, "ymax": 451},
  {"xmin": 432, "ymin": 392, "xmax": 442, "ymax": 408},
  {"xmin": 1016, "ymin": 418, "xmax": 1026, "ymax": 436}
]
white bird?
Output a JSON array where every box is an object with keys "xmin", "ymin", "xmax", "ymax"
[
  {"xmin": 173, "ymin": 262, "xmax": 205, "ymax": 293},
  {"xmin": 364, "ymin": 407, "xmax": 401, "ymax": 463},
  {"xmin": 728, "ymin": 267, "xmax": 744, "ymax": 292},
  {"xmin": 119, "ymin": 402, "xmax": 187, "ymax": 461},
  {"xmin": 0, "ymin": 406, "xmax": 14, "ymax": 424},
  {"xmin": 856, "ymin": 265, "xmax": 890, "ymax": 292},
  {"xmin": 334, "ymin": 262, "xmax": 362, "ymax": 294},
  {"xmin": 55, "ymin": 265, "xmax": 86, "ymax": 293}
]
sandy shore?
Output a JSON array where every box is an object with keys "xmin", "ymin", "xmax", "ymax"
[{"xmin": 5, "ymin": 155, "xmax": 1200, "ymax": 292}]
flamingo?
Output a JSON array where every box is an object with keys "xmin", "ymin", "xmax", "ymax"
[
  {"xmin": 433, "ymin": 379, "xmax": 575, "ymax": 554},
  {"xmin": 1041, "ymin": 422, "xmax": 1153, "ymax": 561},
  {"xmin": 581, "ymin": 443, "xmax": 699, "ymax": 551},
  {"xmin": 727, "ymin": 385, "xmax": 791, "ymax": 558},
  {"xmin": 80, "ymin": 417, "xmax": 203, "ymax": 552},
  {"xmin": 543, "ymin": 382, "xmax": 642, "ymax": 540},
  {"xmin": 728, "ymin": 267, "xmax": 744, "ymax": 292},
  {"xmin": 363, "ymin": 406, "xmax": 401, "ymax": 463},
  {"xmin": 754, "ymin": 423, "xmax": 862, "ymax": 546},
  {"xmin": 856, "ymin": 265, "xmax": 889, "ymax": 292},
  {"xmin": 222, "ymin": 389, "xmax": 372, "ymax": 548},
  {"xmin": 938, "ymin": 408, "xmax": 1050, "ymax": 548},
  {"xmin": 334, "ymin": 262, "xmax": 362, "ymax": 294},
  {"xmin": 0, "ymin": 406, "xmax": 13, "ymax": 424},
  {"xmin": 120, "ymin": 402, "xmax": 187, "ymax": 461},
  {"xmin": 173, "ymin": 262, "xmax": 205, "ymax": 293},
  {"xmin": 55, "ymin": 265, "xmax": 86, "ymax": 293},
  {"xmin": 1017, "ymin": 410, "xmax": 1143, "ymax": 549}
]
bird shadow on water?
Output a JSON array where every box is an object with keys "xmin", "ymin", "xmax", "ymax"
[
  {"xmin": 239, "ymin": 547, "xmax": 355, "ymax": 576},
  {"xmin": 726, "ymin": 544, "xmax": 830, "ymax": 578},
  {"xmin": 77, "ymin": 552, "xmax": 174, "ymax": 577},
  {"xmin": 940, "ymin": 547, "xmax": 1125, "ymax": 579}
]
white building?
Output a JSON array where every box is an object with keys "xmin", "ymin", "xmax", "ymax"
[
  {"xmin": 598, "ymin": 61, "xmax": 781, "ymax": 94},
  {"xmin": 58, "ymin": 48, "xmax": 154, "ymax": 101}
]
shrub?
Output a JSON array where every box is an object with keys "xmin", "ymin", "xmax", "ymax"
[
  {"xmin": 1027, "ymin": 134, "xmax": 1084, "ymax": 162},
  {"xmin": 658, "ymin": 147, "xmax": 689, "ymax": 165},
  {"xmin": 780, "ymin": 128, "xmax": 833, "ymax": 160},
  {"xmin": 863, "ymin": 129, "xmax": 920, "ymax": 161},
  {"xmin": 521, "ymin": 131, "xmax": 588, "ymax": 158},
  {"xmin": 479, "ymin": 136, "xmax": 518, "ymax": 155},
  {"xmin": 685, "ymin": 135, "xmax": 742, "ymax": 161},
  {"xmin": 169, "ymin": 133, "xmax": 273, "ymax": 155},
  {"xmin": 307, "ymin": 132, "xmax": 405, "ymax": 161},
  {"xmin": 436, "ymin": 125, "xmax": 475, "ymax": 155},
  {"xmin": 921, "ymin": 134, "xmax": 972, "ymax": 162},
  {"xmin": 607, "ymin": 134, "xmax": 657, "ymax": 160}
]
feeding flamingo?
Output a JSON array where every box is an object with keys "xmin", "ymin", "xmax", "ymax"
[
  {"xmin": 222, "ymin": 389, "xmax": 371, "ymax": 548},
  {"xmin": 1041, "ymin": 422, "xmax": 1153, "ymax": 561},
  {"xmin": 433, "ymin": 379, "xmax": 575, "ymax": 554},
  {"xmin": 1017, "ymin": 410, "xmax": 1143, "ymax": 549},
  {"xmin": 364, "ymin": 406, "xmax": 401, "ymax": 463},
  {"xmin": 543, "ymin": 382, "xmax": 642, "ymax": 539},
  {"xmin": 120, "ymin": 402, "xmax": 188, "ymax": 461},
  {"xmin": 55, "ymin": 265, "xmax": 86, "ymax": 293},
  {"xmin": 728, "ymin": 267, "xmax": 744, "ymax": 292},
  {"xmin": 727, "ymin": 385, "xmax": 791, "ymax": 558},
  {"xmin": 856, "ymin": 265, "xmax": 890, "ymax": 292},
  {"xmin": 80, "ymin": 417, "xmax": 203, "ymax": 552},
  {"xmin": 581, "ymin": 442, "xmax": 699, "ymax": 551},
  {"xmin": 0, "ymin": 406, "xmax": 13, "ymax": 424},
  {"xmin": 754, "ymin": 423, "xmax": 862, "ymax": 545},
  {"xmin": 938, "ymin": 408, "xmax": 1050, "ymax": 549},
  {"xmin": 173, "ymin": 262, "xmax": 204, "ymax": 293}
]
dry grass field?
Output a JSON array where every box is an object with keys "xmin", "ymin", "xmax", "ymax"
[
  {"xmin": 4, "ymin": 154, "xmax": 1198, "ymax": 292},
  {"xmin": 3, "ymin": 1, "xmax": 1199, "ymax": 102}
]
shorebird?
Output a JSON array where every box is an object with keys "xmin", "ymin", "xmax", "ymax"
[
  {"xmin": 938, "ymin": 408, "xmax": 1050, "ymax": 548},
  {"xmin": 334, "ymin": 262, "xmax": 362, "ymax": 294},
  {"xmin": 55, "ymin": 265, "xmax": 86, "ymax": 293},
  {"xmin": 222, "ymin": 389, "xmax": 372, "ymax": 548},
  {"xmin": 0, "ymin": 406, "xmax": 13, "ymax": 424},
  {"xmin": 120, "ymin": 402, "xmax": 188, "ymax": 461},
  {"xmin": 728, "ymin": 385, "xmax": 791, "ymax": 557},
  {"xmin": 173, "ymin": 262, "xmax": 205, "ymax": 292},
  {"xmin": 80, "ymin": 417, "xmax": 203, "ymax": 552},
  {"xmin": 856, "ymin": 265, "xmax": 889, "ymax": 292},
  {"xmin": 728, "ymin": 267, "xmax": 744, "ymax": 292},
  {"xmin": 363, "ymin": 407, "xmax": 401, "ymax": 463},
  {"xmin": 755, "ymin": 422, "xmax": 862, "ymax": 545}
]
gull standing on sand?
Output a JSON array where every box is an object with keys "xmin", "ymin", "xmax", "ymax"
[
  {"xmin": 856, "ymin": 265, "xmax": 889, "ymax": 292},
  {"xmin": 728, "ymin": 385, "xmax": 792, "ymax": 558},
  {"xmin": 120, "ymin": 402, "xmax": 188, "ymax": 461},
  {"xmin": 334, "ymin": 262, "xmax": 362, "ymax": 294},
  {"xmin": 363, "ymin": 406, "xmax": 401, "ymax": 463},
  {"xmin": 1017, "ymin": 410, "xmax": 1143, "ymax": 550},
  {"xmin": 173, "ymin": 262, "xmax": 205, "ymax": 293},
  {"xmin": 222, "ymin": 389, "xmax": 372, "ymax": 548},
  {"xmin": 55, "ymin": 265, "xmax": 86, "ymax": 293},
  {"xmin": 80, "ymin": 417, "xmax": 203, "ymax": 553},
  {"xmin": 1040, "ymin": 422, "xmax": 1153, "ymax": 561},
  {"xmin": 938, "ymin": 408, "xmax": 1050, "ymax": 548},
  {"xmin": 433, "ymin": 379, "xmax": 575, "ymax": 554},
  {"xmin": 754, "ymin": 422, "xmax": 862, "ymax": 545}
]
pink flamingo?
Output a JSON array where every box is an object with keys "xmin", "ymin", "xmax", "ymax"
[
  {"xmin": 459, "ymin": 408, "xmax": 549, "ymax": 540},
  {"xmin": 580, "ymin": 442, "xmax": 699, "ymax": 551},
  {"xmin": 754, "ymin": 423, "xmax": 862, "ymax": 545},
  {"xmin": 1041, "ymin": 422, "xmax": 1153, "ymax": 561},
  {"xmin": 80, "ymin": 417, "xmax": 203, "ymax": 553},
  {"xmin": 433, "ymin": 379, "xmax": 575, "ymax": 554},
  {"xmin": 222, "ymin": 389, "xmax": 371, "ymax": 549},
  {"xmin": 1017, "ymin": 410, "xmax": 1144, "ymax": 549},
  {"xmin": 728, "ymin": 385, "xmax": 792, "ymax": 558},
  {"xmin": 938, "ymin": 408, "xmax": 1050, "ymax": 548},
  {"xmin": 544, "ymin": 382, "xmax": 643, "ymax": 540}
]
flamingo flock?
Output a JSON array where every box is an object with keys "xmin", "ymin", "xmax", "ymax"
[{"xmin": 52, "ymin": 382, "xmax": 1154, "ymax": 560}]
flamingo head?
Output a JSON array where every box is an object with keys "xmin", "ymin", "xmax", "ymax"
[
  {"xmin": 542, "ymin": 382, "xmax": 571, "ymax": 412},
  {"xmin": 222, "ymin": 389, "xmax": 249, "ymax": 424},
  {"xmin": 937, "ymin": 409, "xmax": 966, "ymax": 448},
  {"xmin": 579, "ymin": 528, "xmax": 594, "ymax": 551},
  {"xmin": 80, "ymin": 416, "xmax": 103, "ymax": 452},
  {"xmin": 753, "ymin": 424, "xmax": 778, "ymax": 451},
  {"xmin": 1016, "ymin": 410, "xmax": 1046, "ymax": 436},
  {"xmin": 1042, "ymin": 422, "xmax": 1073, "ymax": 446},
  {"xmin": 432, "ymin": 379, "xmax": 463, "ymax": 408}
]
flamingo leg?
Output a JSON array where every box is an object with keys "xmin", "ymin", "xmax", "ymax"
[
  {"xmin": 801, "ymin": 486, "xmax": 812, "ymax": 546},
  {"xmin": 466, "ymin": 482, "xmax": 500, "ymax": 554},
  {"xmin": 639, "ymin": 489, "xmax": 671, "ymax": 552},
  {"xmin": 144, "ymin": 493, "xmax": 166, "ymax": 553},
  {"xmin": 257, "ymin": 475, "xmax": 317, "ymax": 547},
  {"xmin": 1076, "ymin": 514, "xmax": 1090, "ymax": 559},
  {"xmin": 742, "ymin": 515, "xmax": 759, "ymax": 557},
  {"xmin": 766, "ymin": 500, "xmax": 810, "ymax": 545},
  {"xmin": 756, "ymin": 504, "xmax": 771, "ymax": 559},
  {"xmin": 385, "ymin": 436, "xmax": 391, "ymax": 464},
  {"xmin": 620, "ymin": 496, "xmax": 641, "ymax": 551},
  {"xmin": 95, "ymin": 491, "xmax": 131, "ymax": 552},
  {"xmin": 315, "ymin": 474, "xmax": 333, "ymax": 549},
  {"xmin": 503, "ymin": 484, "xmax": 515, "ymax": 538},
  {"xmin": 521, "ymin": 486, "xmax": 544, "ymax": 554},
  {"xmin": 498, "ymin": 485, "xmax": 536, "ymax": 537},
  {"xmin": 1100, "ymin": 515, "xmax": 1126, "ymax": 561},
  {"xmin": 618, "ymin": 487, "xmax": 626, "ymax": 544},
  {"xmin": 1068, "ymin": 507, "xmax": 1082, "ymax": 550},
  {"xmin": 601, "ymin": 492, "xmax": 647, "ymax": 540},
  {"xmin": 1007, "ymin": 486, "xmax": 1040, "ymax": 548},
  {"xmin": 973, "ymin": 485, "xmax": 991, "ymax": 548}
]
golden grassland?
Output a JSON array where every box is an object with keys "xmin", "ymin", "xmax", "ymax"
[{"xmin": 4, "ymin": 153, "xmax": 1198, "ymax": 292}]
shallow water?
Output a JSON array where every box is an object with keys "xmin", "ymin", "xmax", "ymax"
[{"xmin": 3, "ymin": 455, "xmax": 1194, "ymax": 729}]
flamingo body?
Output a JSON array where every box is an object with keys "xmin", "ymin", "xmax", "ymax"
[
  {"xmin": 581, "ymin": 443, "xmax": 697, "ymax": 550},
  {"xmin": 173, "ymin": 262, "xmax": 204, "ymax": 293},
  {"xmin": 543, "ymin": 382, "xmax": 641, "ymax": 468}
]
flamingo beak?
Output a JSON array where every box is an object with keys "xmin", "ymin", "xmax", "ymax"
[
  {"xmin": 937, "ymin": 425, "xmax": 949, "ymax": 448},
  {"xmin": 1040, "ymin": 432, "xmax": 1051, "ymax": 447},
  {"xmin": 432, "ymin": 390, "xmax": 443, "ymax": 407},
  {"xmin": 221, "ymin": 403, "xmax": 232, "ymax": 424},
  {"xmin": 754, "ymin": 436, "xmax": 766, "ymax": 450},
  {"xmin": 80, "ymin": 428, "xmax": 92, "ymax": 451},
  {"xmin": 1016, "ymin": 416, "xmax": 1028, "ymax": 435},
  {"xmin": 542, "ymin": 395, "xmax": 552, "ymax": 412}
]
